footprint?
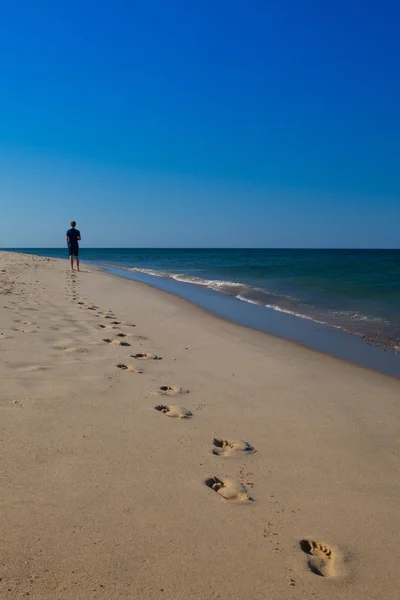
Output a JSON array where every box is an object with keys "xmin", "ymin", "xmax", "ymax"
[
  {"xmin": 11, "ymin": 399, "xmax": 24, "ymax": 408},
  {"xmin": 204, "ymin": 476, "xmax": 252, "ymax": 502},
  {"xmin": 157, "ymin": 385, "xmax": 189, "ymax": 396},
  {"xmin": 212, "ymin": 438, "xmax": 256, "ymax": 457},
  {"xmin": 299, "ymin": 539, "xmax": 338, "ymax": 577},
  {"xmin": 63, "ymin": 347, "xmax": 90, "ymax": 354},
  {"xmin": 98, "ymin": 324, "xmax": 118, "ymax": 330},
  {"xmin": 115, "ymin": 333, "xmax": 127, "ymax": 338},
  {"xmin": 116, "ymin": 363, "xmax": 143, "ymax": 373},
  {"xmin": 111, "ymin": 321, "xmax": 122, "ymax": 325},
  {"xmin": 154, "ymin": 405, "xmax": 192, "ymax": 418},
  {"xmin": 131, "ymin": 353, "xmax": 162, "ymax": 360},
  {"xmin": 15, "ymin": 364, "xmax": 49, "ymax": 373},
  {"xmin": 103, "ymin": 338, "xmax": 131, "ymax": 347}
]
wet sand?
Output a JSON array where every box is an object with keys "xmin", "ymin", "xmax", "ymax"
[{"xmin": 1, "ymin": 251, "xmax": 399, "ymax": 599}]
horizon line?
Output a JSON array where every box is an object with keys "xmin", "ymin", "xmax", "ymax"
[{"xmin": 1, "ymin": 247, "xmax": 399, "ymax": 251}]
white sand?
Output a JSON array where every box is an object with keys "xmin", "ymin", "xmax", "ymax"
[{"xmin": 1, "ymin": 251, "xmax": 399, "ymax": 599}]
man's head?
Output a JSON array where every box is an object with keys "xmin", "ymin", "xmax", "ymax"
[{"xmin": 70, "ymin": 221, "xmax": 76, "ymax": 228}]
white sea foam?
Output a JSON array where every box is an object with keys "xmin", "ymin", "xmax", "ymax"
[
  {"xmin": 329, "ymin": 309, "xmax": 389, "ymax": 324},
  {"xmin": 129, "ymin": 268, "xmax": 245, "ymax": 292},
  {"xmin": 267, "ymin": 304, "xmax": 315, "ymax": 320},
  {"xmin": 268, "ymin": 305, "xmax": 347, "ymax": 329},
  {"xmin": 210, "ymin": 280, "xmax": 244, "ymax": 288},
  {"xmin": 236, "ymin": 293, "xmax": 333, "ymax": 325},
  {"xmin": 171, "ymin": 274, "xmax": 211, "ymax": 286},
  {"xmin": 172, "ymin": 274, "xmax": 244, "ymax": 289},
  {"xmin": 129, "ymin": 267, "xmax": 167, "ymax": 277},
  {"xmin": 236, "ymin": 295, "xmax": 260, "ymax": 305}
]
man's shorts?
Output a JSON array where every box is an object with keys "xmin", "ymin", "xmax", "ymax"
[{"xmin": 68, "ymin": 246, "xmax": 79, "ymax": 257}]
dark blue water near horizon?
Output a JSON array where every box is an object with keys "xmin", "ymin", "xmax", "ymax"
[{"xmin": 7, "ymin": 248, "xmax": 400, "ymax": 352}]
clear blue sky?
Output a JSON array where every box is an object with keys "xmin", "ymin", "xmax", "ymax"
[{"xmin": 0, "ymin": 0, "xmax": 399, "ymax": 248}]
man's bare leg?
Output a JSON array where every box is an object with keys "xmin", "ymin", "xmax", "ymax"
[
  {"xmin": 76, "ymin": 256, "xmax": 80, "ymax": 272},
  {"xmin": 70, "ymin": 255, "xmax": 74, "ymax": 270}
]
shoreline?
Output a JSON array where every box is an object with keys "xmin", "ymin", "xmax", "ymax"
[
  {"xmin": 1, "ymin": 250, "xmax": 400, "ymax": 599},
  {"xmin": 103, "ymin": 265, "xmax": 400, "ymax": 379},
  {"xmin": 4, "ymin": 248, "xmax": 399, "ymax": 360},
  {"xmin": 120, "ymin": 262, "xmax": 400, "ymax": 356},
  {"xmin": 4, "ymin": 250, "xmax": 399, "ymax": 379},
  {"xmin": 4, "ymin": 249, "xmax": 400, "ymax": 377}
]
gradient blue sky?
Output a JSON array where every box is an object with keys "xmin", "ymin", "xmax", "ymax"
[{"xmin": 1, "ymin": 0, "xmax": 399, "ymax": 248}]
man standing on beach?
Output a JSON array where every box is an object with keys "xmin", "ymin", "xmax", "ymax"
[{"xmin": 66, "ymin": 221, "xmax": 81, "ymax": 271}]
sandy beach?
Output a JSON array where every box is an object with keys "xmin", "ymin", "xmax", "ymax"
[{"xmin": 1, "ymin": 250, "xmax": 399, "ymax": 600}]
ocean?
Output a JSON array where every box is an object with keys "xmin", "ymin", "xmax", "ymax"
[{"xmin": 8, "ymin": 248, "xmax": 400, "ymax": 353}]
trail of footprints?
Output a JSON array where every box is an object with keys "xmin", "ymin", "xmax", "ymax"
[{"xmin": 65, "ymin": 273, "xmax": 342, "ymax": 582}]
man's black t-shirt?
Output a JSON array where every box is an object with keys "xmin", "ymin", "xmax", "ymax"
[{"xmin": 66, "ymin": 228, "xmax": 80, "ymax": 249}]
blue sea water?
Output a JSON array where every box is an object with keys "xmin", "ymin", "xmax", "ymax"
[{"xmin": 9, "ymin": 248, "xmax": 400, "ymax": 351}]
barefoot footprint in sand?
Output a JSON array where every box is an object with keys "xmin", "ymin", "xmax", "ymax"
[
  {"xmin": 116, "ymin": 363, "xmax": 143, "ymax": 373},
  {"xmin": 103, "ymin": 338, "xmax": 131, "ymax": 346},
  {"xmin": 154, "ymin": 405, "xmax": 192, "ymax": 418},
  {"xmin": 212, "ymin": 438, "xmax": 256, "ymax": 456},
  {"xmin": 156, "ymin": 385, "xmax": 189, "ymax": 396},
  {"xmin": 299, "ymin": 539, "xmax": 340, "ymax": 577},
  {"xmin": 132, "ymin": 352, "xmax": 162, "ymax": 360},
  {"xmin": 205, "ymin": 476, "xmax": 252, "ymax": 502}
]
